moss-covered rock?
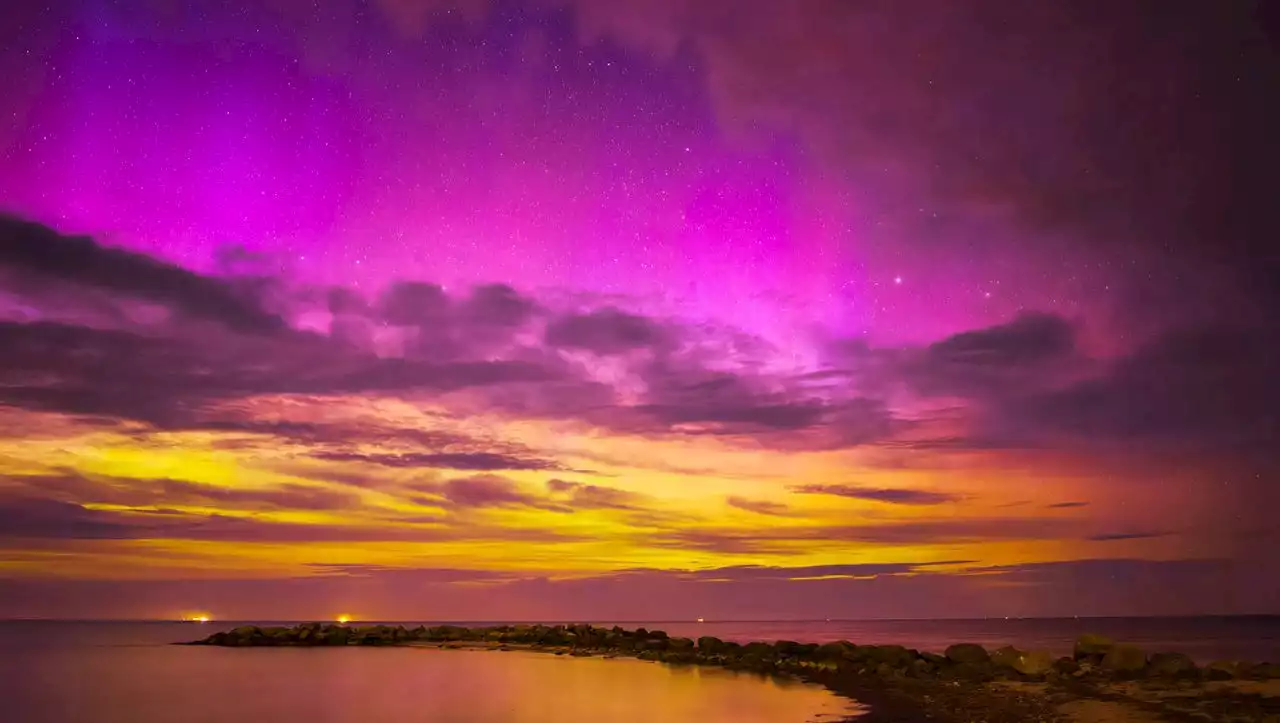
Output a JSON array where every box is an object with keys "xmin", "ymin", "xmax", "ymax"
[
  {"xmin": 1147, "ymin": 652, "xmax": 1197, "ymax": 678},
  {"xmin": 945, "ymin": 643, "xmax": 990, "ymax": 666},
  {"xmin": 1101, "ymin": 643, "xmax": 1146, "ymax": 673},
  {"xmin": 1012, "ymin": 650, "xmax": 1055, "ymax": 677},
  {"xmin": 1074, "ymin": 633, "xmax": 1114, "ymax": 660},
  {"xmin": 989, "ymin": 645, "xmax": 1022, "ymax": 669}
]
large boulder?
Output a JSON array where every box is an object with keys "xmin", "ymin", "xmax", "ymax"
[
  {"xmin": 990, "ymin": 646, "xmax": 1023, "ymax": 669},
  {"xmin": 1012, "ymin": 650, "xmax": 1055, "ymax": 676},
  {"xmin": 1074, "ymin": 633, "xmax": 1114, "ymax": 660},
  {"xmin": 1254, "ymin": 663, "xmax": 1280, "ymax": 680},
  {"xmin": 816, "ymin": 641, "xmax": 856, "ymax": 660},
  {"xmin": 1101, "ymin": 643, "xmax": 1147, "ymax": 673},
  {"xmin": 862, "ymin": 644, "xmax": 916, "ymax": 668},
  {"xmin": 945, "ymin": 643, "xmax": 990, "ymax": 666},
  {"xmin": 1204, "ymin": 661, "xmax": 1239, "ymax": 681},
  {"xmin": 741, "ymin": 641, "xmax": 776, "ymax": 659},
  {"xmin": 696, "ymin": 636, "xmax": 727, "ymax": 653},
  {"xmin": 1147, "ymin": 652, "xmax": 1197, "ymax": 678},
  {"xmin": 1053, "ymin": 657, "xmax": 1081, "ymax": 675}
]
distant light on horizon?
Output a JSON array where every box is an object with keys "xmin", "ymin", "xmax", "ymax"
[
  {"xmin": 336, "ymin": 614, "xmax": 352, "ymax": 624},
  {"xmin": 182, "ymin": 613, "xmax": 211, "ymax": 623}
]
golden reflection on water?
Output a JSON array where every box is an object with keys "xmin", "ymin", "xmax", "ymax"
[{"xmin": 6, "ymin": 643, "xmax": 862, "ymax": 723}]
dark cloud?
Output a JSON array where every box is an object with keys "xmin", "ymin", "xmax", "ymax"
[
  {"xmin": 899, "ymin": 312, "xmax": 1080, "ymax": 398},
  {"xmin": 1048, "ymin": 501, "xmax": 1090, "ymax": 509},
  {"xmin": 725, "ymin": 496, "xmax": 792, "ymax": 516},
  {"xmin": 1008, "ymin": 322, "xmax": 1280, "ymax": 454},
  {"xmin": 545, "ymin": 478, "xmax": 645, "ymax": 510},
  {"xmin": 313, "ymin": 451, "xmax": 564, "ymax": 471},
  {"xmin": 0, "ymin": 319, "xmax": 555, "ymax": 426},
  {"xmin": 0, "ymin": 488, "xmax": 583, "ymax": 544},
  {"xmin": 0, "ymin": 497, "xmax": 146, "ymax": 540},
  {"xmin": 929, "ymin": 312, "xmax": 1076, "ymax": 367},
  {"xmin": 1087, "ymin": 531, "xmax": 1170, "ymax": 542},
  {"xmin": 0, "ymin": 215, "xmax": 284, "ymax": 333},
  {"xmin": 9, "ymin": 472, "xmax": 360, "ymax": 513},
  {"xmin": 439, "ymin": 474, "xmax": 570, "ymax": 511},
  {"xmin": 790, "ymin": 484, "xmax": 959, "ymax": 506},
  {"xmin": 544, "ymin": 307, "xmax": 666, "ymax": 355},
  {"xmin": 655, "ymin": 517, "xmax": 1074, "ymax": 555},
  {"xmin": 464, "ymin": 283, "xmax": 537, "ymax": 328},
  {"xmin": 379, "ymin": 281, "xmax": 450, "ymax": 326}
]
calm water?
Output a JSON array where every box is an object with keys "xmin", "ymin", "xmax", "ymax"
[
  {"xmin": 0, "ymin": 622, "xmax": 859, "ymax": 723},
  {"xmin": 3, "ymin": 618, "xmax": 1278, "ymax": 723}
]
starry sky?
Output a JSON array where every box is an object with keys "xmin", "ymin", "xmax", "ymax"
[{"xmin": 1, "ymin": 0, "xmax": 1277, "ymax": 620}]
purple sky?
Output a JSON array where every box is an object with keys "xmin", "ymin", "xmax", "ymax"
[{"xmin": 0, "ymin": 0, "xmax": 1276, "ymax": 620}]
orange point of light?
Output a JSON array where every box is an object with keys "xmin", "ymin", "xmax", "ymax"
[{"xmin": 336, "ymin": 614, "xmax": 352, "ymax": 624}]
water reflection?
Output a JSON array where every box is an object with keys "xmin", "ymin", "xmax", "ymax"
[{"xmin": 2, "ymin": 632, "xmax": 860, "ymax": 723}]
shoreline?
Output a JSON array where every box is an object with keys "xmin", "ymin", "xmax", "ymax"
[{"xmin": 186, "ymin": 623, "xmax": 1280, "ymax": 722}]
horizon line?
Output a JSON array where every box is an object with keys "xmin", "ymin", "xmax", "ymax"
[{"xmin": 4, "ymin": 613, "xmax": 1278, "ymax": 623}]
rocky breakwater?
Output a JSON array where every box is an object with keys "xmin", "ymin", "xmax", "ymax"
[{"xmin": 186, "ymin": 625, "xmax": 1280, "ymax": 722}]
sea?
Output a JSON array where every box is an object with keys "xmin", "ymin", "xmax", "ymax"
[{"xmin": 2, "ymin": 617, "xmax": 1277, "ymax": 723}]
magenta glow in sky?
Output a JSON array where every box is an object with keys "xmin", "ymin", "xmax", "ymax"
[{"xmin": 0, "ymin": 0, "xmax": 1277, "ymax": 620}]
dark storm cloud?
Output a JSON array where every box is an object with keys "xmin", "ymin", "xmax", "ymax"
[
  {"xmin": 0, "ymin": 214, "xmax": 285, "ymax": 333},
  {"xmin": 313, "ymin": 451, "xmax": 565, "ymax": 471},
  {"xmin": 790, "ymin": 484, "xmax": 959, "ymax": 506}
]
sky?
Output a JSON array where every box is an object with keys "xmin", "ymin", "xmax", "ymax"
[{"xmin": 0, "ymin": 0, "xmax": 1277, "ymax": 621}]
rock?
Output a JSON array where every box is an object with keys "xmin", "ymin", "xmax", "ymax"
[
  {"xmin": 945, "ymin": 643, "xmax": 990, "ymax": 666},
  {"xmin": 990, "ymin": 646, "xmax": 1023, "ymax": 669},
  {"xmin": 1147, "ymin": 652, "xmax": 1197, "ymax": 678},
  {"xmin": 1204, "ymin": 660, "xmax": 1238, "ymax": 680},
  {"xmin": 1012, "ymin": 650, "xmax": 1055, "ymax": 676},
  {"xmin": 920, "ymin": 651, "xmax": 947, "ymax": 666},
  {"xmin": 697, "ymin": 636, "xmax": 727, "ymax": 653},
  {"xmin": 1101, "ymin": 643, "xmax": 1146, "ymax": 673},
  {"xmin": 1054, "ymin": 657, "xmax": 1081, "ymax": 675},
  {"xmin": 774, "ymin": 640, "xmax": 806, "ymax": 656},
  {"xmin": 946, "ymin": 662, "xmax": 994, "ymax": 682},
  {"xmin": 1254, "ymin": 663, "xmax": 1280, "ymax": 680},
  {"xmin": 907, "ymin": 658, "xmax": 934, "ymax": 678},
  {"xmin": 816, "ymin": 641, "xmax": 856, "ymax": 660},
  {"xmin": 1074, "ymin": 633, "xmax": 1114, "ymax": 660},
  {"xmin": 863, "ymin": 644, "xmax": 916, "ymax": 667},
  {"xmin": 669, "ymin": 637, "xmax": 694, "ymax": 650},
  {"xmin": 742, "ymin": 641, "xmax": 776, "ymax": 658}
]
